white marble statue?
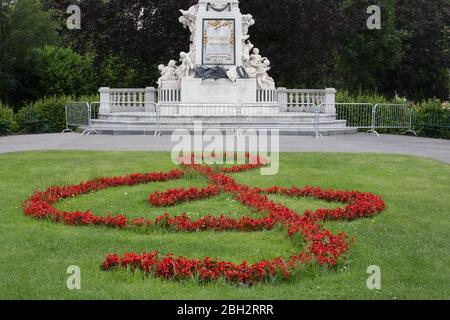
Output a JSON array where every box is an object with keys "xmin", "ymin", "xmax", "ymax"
[
  {"xmin": 179, "ymin": 4, "xmax": 198, "ymax": 41},
  {"xmin": 256, "ymin": 59, "xmax": 275, "ymax": 89},
  {"xmin": 242, "ymin": 14, "xmax": 255, "ymax": 37},
  {"xmin": 242, "ymin": 47, "xmax": 274, "ymax": 88},
  {"xmin": 179, "ymin": 51, "xmax": 195, "ymax": 78},
  {"xmin": 157, "ymin": 0, "xmax": 276, "ymax": 95},
  {"xmin": 245, "ymin": 47, "xmax": 263, "ymax": 78},
  {"xmin": 157, "ymin": 60, "xmax": 178, "ymax": 87}
]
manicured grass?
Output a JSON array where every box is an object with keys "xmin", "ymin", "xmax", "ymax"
[{"xmin": 0, "ymin": 151, "xmax": 449, "ymax": 299}]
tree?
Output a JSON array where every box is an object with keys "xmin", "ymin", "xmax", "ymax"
[
  {"xmin": 32, "ymin": 45, "xmax": 97, "ymax": 97},
  {"xmin": 44, "ymin": 0, "xmax": 197, "ymax": 88},
  {"xmin": 41, "ymin": 0, "xmax": 449, "ymax": 101},
  {"xmin": 0, "ymin": 0, "xmax": 58, "ymax": 107},
  {"xmin": 337, "ymin": 0, "xmax": 404, "ymax": 96},
  {"xmin": 0, "ymin": 0, "xmax": 15, "ymax": 105},
  {"xmin": 240, "ymin": 0, "xmax": 343, "ymax": 88},
  {"xmin": 391, "ymin": 0, "xmax": 450, "ymax": 101}
]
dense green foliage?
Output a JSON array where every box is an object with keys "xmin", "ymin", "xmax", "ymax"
[
  {"xmin": 0, "ymin": 0, "xmax": 448, "ymax": 137},
  {"xmin": 413, "ymin": 100, "xmax": 450, "ymax": 139},
  {"xmin": 0, "ymin": 0, "xmax": 58, "ymax": 107},
  {"xmin": 14, "ymin": 95, "xmax": 98, "ymax": 133},
  {"xmin": 32, "ymin": 46, "xmax": 97, "ymax": 97},
  {"xmin": 39, "ymin": 0, "xmax": 448, "ymax": 101},
  {"xmin": 0, "ymin": 102, "xmax": 17, "ymax": 135}
]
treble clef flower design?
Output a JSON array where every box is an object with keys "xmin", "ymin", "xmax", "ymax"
[{"xmin": 22, "ymin": 153, "xmax": 385, "ymax": 286}]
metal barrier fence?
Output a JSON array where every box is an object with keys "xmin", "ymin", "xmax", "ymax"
[
  {"xmin": 415, "ymin": 112, "xmax": 450, "ymax": 132},
  {"xmin": 66, "ymin": 101, "xmax": 435, "ymax": 138},
  {"xmin": 92, "ymin": 102, "xmax": 158, "ymax": 136},
  {"xmin": 374, "ymin": 104, "xmax": 415, "ymax": 133},
  {"xmin": 315, "ymin": 103, "xmax": 416, "ymax": 138},
  {"xmin": 156, "ymin": 103, "xmax": 240, "ymax": 136},
  {"xmin": 62, "ymin": 102, "xmax": 97, "ymax": 135},
  {"xmin": 334, "ymin": 103, "xmax": 374, "ymax": 129}
]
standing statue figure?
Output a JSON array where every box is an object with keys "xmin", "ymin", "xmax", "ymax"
[
  {"xmin": 179, "ymin": 4, "xmax": 199, "ymax": 41},
  {"xmin": 242, "ymin": 14, "xmax": 255, "ymax": 37},
  {"xmin": 179, "ymin": 51, "xmax": 195, "ymax": 78},
  {"xmin": 157, "ymin": 60, "xmax": 178, "ymax": 87},
  {"xmin": 256, "ymin": 59, "xmax": 275, "ymax": 89}
]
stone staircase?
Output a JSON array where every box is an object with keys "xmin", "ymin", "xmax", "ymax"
[{"xmin": 84, "ymin": 112, "xmax": 357, "ymax": 136}]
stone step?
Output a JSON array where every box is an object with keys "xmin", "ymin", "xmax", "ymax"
[
  {"xmin": 96, "ymin": 117, "xmax": 337, "ymax": 124},
  {"xmin": 98, "ymin": 112, "xmax": 338, "ymax": 122},
  {"xmin": 80, "ymin": 125, "xmax": 358, "ymax": 136},
  {"xmin": 90, "ymin": 119, "xmax": 349, "ymax": 129},
  {"xmin": 87, "ymin": 111, "xmax": 357, "ymax": 136}
]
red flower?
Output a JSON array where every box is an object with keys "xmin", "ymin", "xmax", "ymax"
[{"xmin": 23, "ymin": 154, "xmax": 386, "ymax": 285}]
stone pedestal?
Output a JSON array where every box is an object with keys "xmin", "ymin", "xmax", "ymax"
[
  {"xmin": 144, "ymin": 87, "xmax": 156, "ymax": 112},
  {"xmin": 323, "ymin": 88, "xmax": 337, "ymax": 114},
  {"xmin": 99, "ymin": 87, "xmax": 111, "ymax": 114},
  {"xmin": 180, "ymin": 78, "xmax": 257, "ymax": 104}
]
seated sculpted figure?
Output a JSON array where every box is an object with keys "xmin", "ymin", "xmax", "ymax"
[
  {"xmin": 245, "ymin": 48, "xmax": 263, "ymax": 78},
  {"xmin": 179, "ymin": 51, "xmax": 195, "ymax": 78},
  {"xmin": 157, "ymin": 60, "xmax": 178, "ymax": 87},
  {"xmin": 256, "ymin": 59, "xmax": 275, "ymax": 89}
]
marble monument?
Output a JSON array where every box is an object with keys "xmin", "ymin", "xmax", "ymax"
[{"xmin": 157, "ymin": 0, "xmax": 276, "ymax": 105}]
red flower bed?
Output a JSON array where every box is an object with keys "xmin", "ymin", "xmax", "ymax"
[
  {"xmin": 152, "ymin": 213, "xmax": 274, "ymax": 232},
  {"xmin": 22, "ymin": 155, "xmax": 386, "ymax": 286},
  {"xmin": 148, "ymin": 186, "xmax": 220, "ymax": 207}
]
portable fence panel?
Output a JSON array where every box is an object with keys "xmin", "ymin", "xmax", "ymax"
[
  {"xmin": 157, "ymin": 103, "xmax": 240, "ymax": 132},
  {"xmin": 423, "ymin": 112, "xmax": 450, "ymax": 131},
  {"xmin": 65, "ymin": 103, "xmax": 90, "ymax": 129},
  {"xmin": 334, "ymin": 103, "xmax": 374, "ymax": 128},
  {"xmin": 374, "ymin": 104, "xmax": 411, "ymax": 129},
  {"xmin": 158, "ymin": 103, "xmax": 239, "ymax": 117}
]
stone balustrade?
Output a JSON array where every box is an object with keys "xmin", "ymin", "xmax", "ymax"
[
  {"xmin": 99, "ymin": 87, "xmax": 336, "ymax": 114},
  {"xmin": 158, "ymin": 88, "xmax": 182, "ymax": 103},
  {"xmin": 99, "ymin": 87, "xmax": 156, "ymax": 113},
  {"xmin": 256, "ymin": 89, "xmax": 276, "ymax": 103},
  {"xmin": 277, "ymin": 88, "xmax": 336, "ymax": 114}
]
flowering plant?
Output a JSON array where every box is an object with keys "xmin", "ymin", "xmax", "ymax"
[{"xmin": 22, "ymin": 154, "xmax": 385, "ymax": 285}]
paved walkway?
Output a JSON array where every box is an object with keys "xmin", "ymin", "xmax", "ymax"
[{"xmin": 0, "ymin": 133, "xmax": 449, "ymax": 163}]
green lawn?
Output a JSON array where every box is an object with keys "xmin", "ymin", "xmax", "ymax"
[{"xmin": 0, "ymin": 151, "xmax": 449, "ymax": 300}]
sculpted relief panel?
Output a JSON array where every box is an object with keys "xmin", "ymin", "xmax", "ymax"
[{"xmin": 202, "ymin": 19, "xmax": 236, "ymax": 65}]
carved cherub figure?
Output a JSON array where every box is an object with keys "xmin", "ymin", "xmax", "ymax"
[
  {"xmin": 242, "ymin": 14, "xmax": 255, "ymax": 37},
  {"xmin": 179, "ymin": 51, "xmax": 195, "ymax": 78},
  {"xmin": 179, "ymin": 4, "xmax": 198, "ymax": 40},
  {"xmin": 256, "ymin": 59, "xmax": 275, "ymax": 89},
  {"xmin": 157, "ymin": 60, "xmax": 178, "ymax": 87},
  {"xmin": 245, "ymin": 48, "xmax": 263, "ymax": 78}
]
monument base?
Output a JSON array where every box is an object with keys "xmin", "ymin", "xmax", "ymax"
[{"xmin": 180, "ymin": 78, "xmax": 257, "ymax": 104}]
